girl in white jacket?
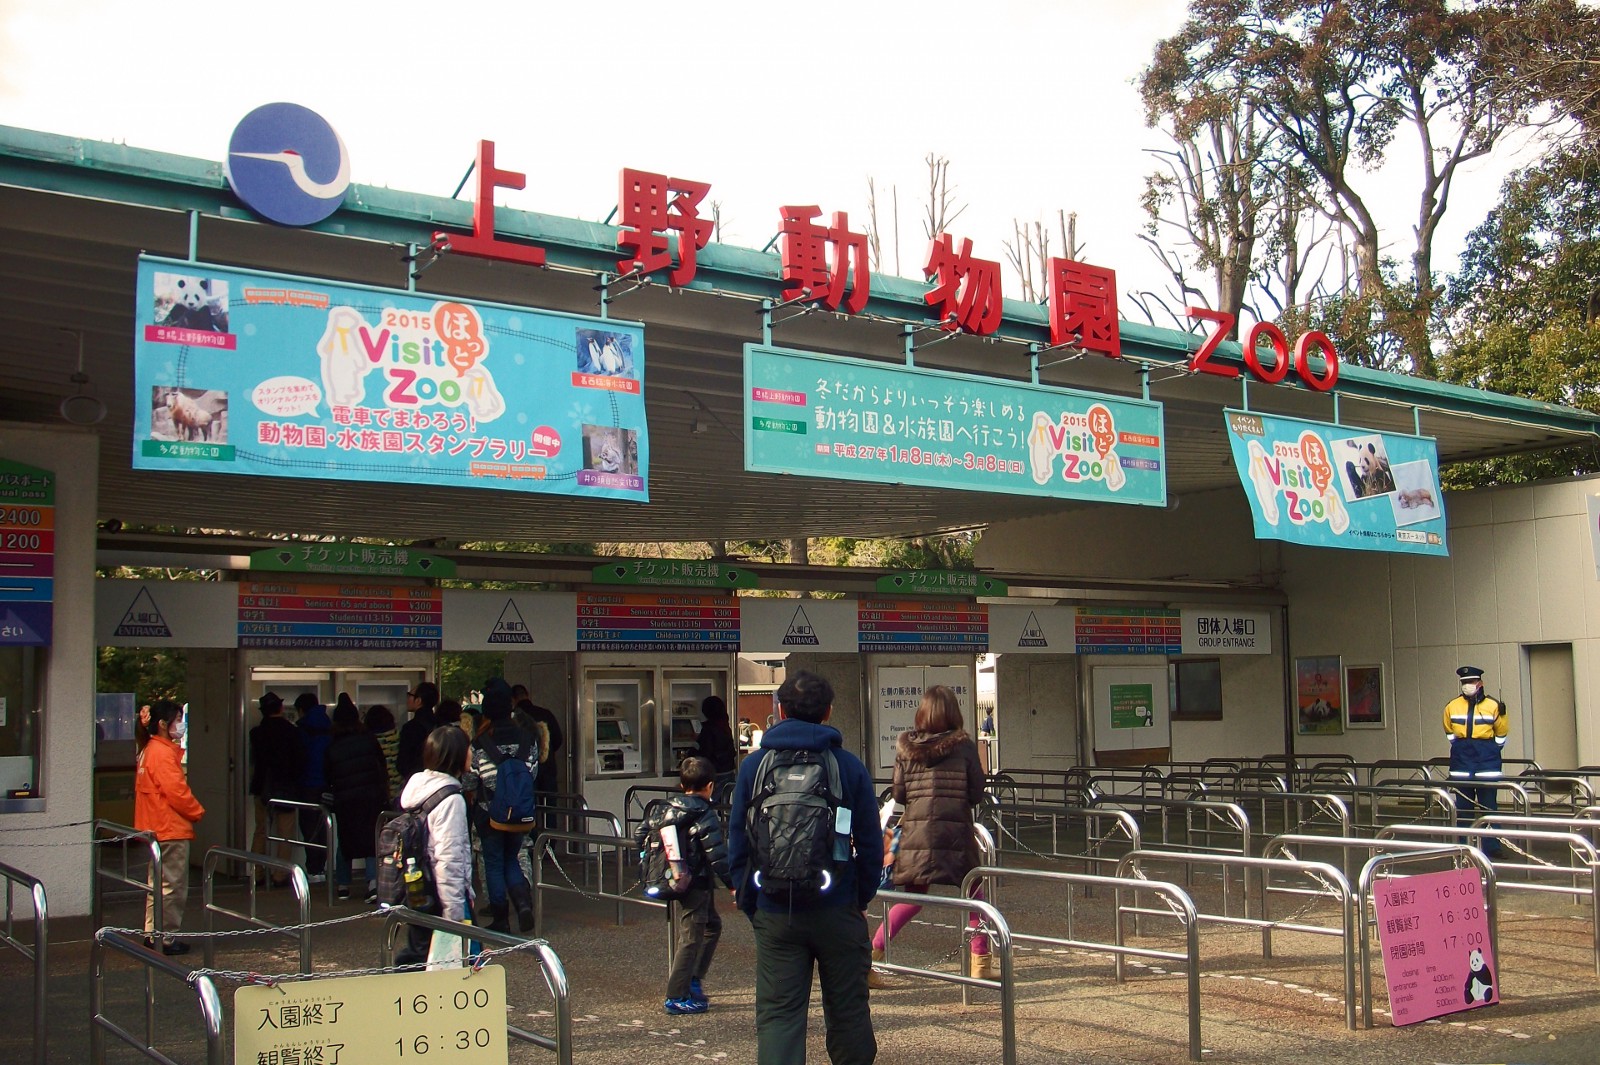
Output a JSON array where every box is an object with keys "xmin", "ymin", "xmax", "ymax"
[{"xmin": 394, "ymin": 726, "xmax": 474, "ymax": 965}]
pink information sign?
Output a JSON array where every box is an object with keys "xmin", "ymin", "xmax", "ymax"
[{"xmin": 1373, "ymin": 866, "xmax": 1497, "ymax": 1025}]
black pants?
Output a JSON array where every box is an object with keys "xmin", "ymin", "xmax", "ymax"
[
  {"xmin": 667, "ymin": 888, "xmax": 722, "ymax": 999},
  {"xmin": 298, "ymin": 791, "xmax": 327, "ymax": 875},
  {"xmin": 752, "ymin": 904, "xmax": 875, "ymax": 1065}
]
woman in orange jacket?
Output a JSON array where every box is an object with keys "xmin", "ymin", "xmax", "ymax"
[{"xmin": 135, "ymin": 700, "xmax": 205, "ymax": 955}]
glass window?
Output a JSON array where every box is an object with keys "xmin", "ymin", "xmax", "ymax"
[
  {"xmin": 1169, "ymin": 658, "xmax": 1223, "ymax": 721},
  {"xmin": 0, "ymin": 645, "xmax": 43, "ymax": 805}
]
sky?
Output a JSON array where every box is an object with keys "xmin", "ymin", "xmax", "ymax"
[{"xmin": 0, "ymin": 0, "xmax": 1540, "ymax": 319}]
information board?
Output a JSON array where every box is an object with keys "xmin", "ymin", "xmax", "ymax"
[
  {"xmin": 0, "ymin": 458, "xmax": 54, "ymax": 645},
  {"xmin": 238, "ymin": 581, "xmax": 443, "ymax": 650},
  {"xmin": 235, "ymin": 965, "xmax": 507, "ymax": 1064},
  {"xmin": 1074, "ymin": 607, "xmax": 1180, "ymax": 654},
  {"xmin": 1373, "ymin": 867, "xmax": 1498, "ymax": 1025},
  {"xmin": 575, "ymin": 592, "xmax": 739, "ymax": 653},
  {"xmin": 857, "ymin": 599, "xmax": 988, "ymax": 653}
]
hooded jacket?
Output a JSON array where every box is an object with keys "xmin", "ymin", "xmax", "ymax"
[
  {"xmin": 891, "ymin": 728, "xmax": 984, "ymax": 888},
  {"xmin": 296, "ymin": 703, "xmax": 333, "ymax": 790},
  {"xmin": 728, "ymin": 717, "xmax": 882, "ymax": 914},
  {"xmin": 135, "ymin": 733, "xmax": 205, "ymax": 842},
  {"xmin": 398, "ymin": 768, "xmax": 473, "ymax": 922}
]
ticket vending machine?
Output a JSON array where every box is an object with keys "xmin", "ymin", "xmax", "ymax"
[{"xmin": 577, "ymin": 654, "xmax": 732, "ymax": 817}]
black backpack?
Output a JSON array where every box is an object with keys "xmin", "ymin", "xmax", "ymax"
[
  {"xmin": 374, "ymin": 784, "xmax": 461, "ymax": 910},
  {"xmin": 746, "ymin": 748, "xmax": 843, "ymax": 904},
  {"xmin": 637, "ymin": 801, "xmax": 697, "ymax": 899}
]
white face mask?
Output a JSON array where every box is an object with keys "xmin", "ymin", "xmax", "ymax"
[
  {"xmin": 169, "ymin": 716, "xmax": 187, "ymax": 740},
  {"xmin": 1461, "ymin": 682, "xmax": 1481, "ymax": 698}
]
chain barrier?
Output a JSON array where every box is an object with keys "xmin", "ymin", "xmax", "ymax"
[
  {"xmin": 532, "ymin": 840, "xmax": 649, "ymax": 905},
  {"xmin": 5, "ymin": 824, "xmax": 145, "ymax": 847},
  {"xmin": 102, "ymin": 906, "xmax": 386, "ymax": 944}
]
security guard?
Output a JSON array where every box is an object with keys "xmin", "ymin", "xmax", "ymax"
[{"xmin": 1442, "ymin": 665, "xmax": 1508, "ymax": 854}]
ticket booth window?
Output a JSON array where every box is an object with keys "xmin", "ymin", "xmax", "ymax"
[
  {"xmin": 1169, "ymin": 658, "xmax": 1223, "ymax": 721},
  {"xmin": 0, "ymin": 645, "xmax": 43, "ymax": 807}
]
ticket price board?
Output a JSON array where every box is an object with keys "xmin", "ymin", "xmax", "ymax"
[
  {"xmin": 236, "ymin": 965, "xmax": 508, "ymax": 1064},
  {"xmin": 857, "ymin": 599, "xmax": 988, "ymax": 653},
  {"xmin": 0, "ymin": 458, "xmax": 54, "ymax": 646},
  {"xmin": 1373, "ymin": 867, "xmax": 1498, "ymax": 1025},
  {"xmin": 238, "ymin": 581, "xmax": 443, "ymax": 651},
  {"xmin": 576, "ymin": 591, "xmax": 739, "ymax": 652}
]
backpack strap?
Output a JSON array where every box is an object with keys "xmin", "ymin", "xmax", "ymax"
[
  {"xmin": 409, "ymin": 783, "xmax": 461, "ymax": 816},
  {"xmin": 822, "ymin": 749, "xmax": 842, "ymax": 806}
]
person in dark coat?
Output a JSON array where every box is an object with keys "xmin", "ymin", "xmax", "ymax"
[
  {"xmin": 694, "ymin": 695, "xmax": 738, "ymax": 802},
  {"xmin": 396, "ymin": 681, "xmax": 439, "ymax": 783},
  {"xmin": 511, "ymin": 684, "xmax": 564, "ymax": 798},
  {"xmin": 871, "ymin": 684, "xmax": 989, "ymax": 985},
  {"xmin": 323, "ymin": 701, "xmax": 390, "ymax": 901},
  {"xmin": 295, "ymin": 693, "xmax": 333, "ymax": 880},
  {"xmin": 248, "ymin": 691, "xmax": 301, "ymax": 886},
  {"xmin": 468, "ymin": 679, "xmax": 540, "ymax": 933}
]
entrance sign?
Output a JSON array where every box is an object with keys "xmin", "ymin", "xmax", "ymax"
[
  {"xmin": 1225, "ymin": 410, "xmax": 1446, "ymax": 556},
  {"xmin": 238, "ymin": 581, "xmax": 442, "ymax": 650},
  {"xmin": 132, "ymin": 256, "xmax": 649, "ymax": 499},
  {"xmin": 576, "ymin": 592, "xmax": 738, "ymax": 653},
  {"xmin": 441, "ymin": 590, "xmax": 576, "ymax": 652},
  {"xmin": 1179, "ymin": 608, "xmax": 1271, "ymax": 655},
  {"xmin": 235, "ymin": 964, "xmax": 507, "ymax": 1064},
  {"xmin": 0, "ymin": 459, "xmax": 53, "ymax": 645},
  {"xmin": 1373, "ymin": 867, "xmax": 1497, "ymax": 1025},
  {"xmin": 95, "ymin": 580, "xmax": 240, "ymax": 648},
  {"xmin": 745, "ymin": 344, "xmax": 1166, "ymax": 505}
]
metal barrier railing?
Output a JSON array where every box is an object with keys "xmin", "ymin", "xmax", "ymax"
[
  {"xmin": 265, "ymin": 798, "xmax": 338, "ymax": 906},
  {"xmin": 530, "ymin": 829, "xmax": 666, "ymax": 933},
  {"xmin": 1262, "ymin": 833, "xmax": 1494, "ymax": 897},
  {"xmin": 961, "ymin": 865, "xmax": 1202, "ymax": 1061},
  {"xmin": 0, "ymin": 860, "xmax": 47, "ymax": 1065},
  {"xmin": 870, "ymin": 887, "xmax": 1017, "ymax": 1065},
  {"xmin": 1116, "ymin": 848, "xmax": 1358, "ymax": 1028},
  {"xmin": 381, "ymin": 909, "xmax": 573, "ymax": 1065},
  {"xmin": 1173, "ymin": 790, "xmax": 1350, "ymax": 849},
  {"xmin": 92, "ymin": 819, "xmax": 161, "ymax": 934},
  {"xmin": 530, "ymin": 807, "xmax": 625, "ymax": 887},
  {"xmin": 1376, "ymin": 823, "xmax": 1600, "ymax": 976},
  {"xmin": 90, "ymin": 928, "xmax": 225, "ymax": 1065},
  {"xmin": 1097, "ymin": 796, "xmax": 1252, "ymax": 906},
  {"xmin": 1356, "ymin": 847, "xmax": 1500, "ymax": 1028},
  {"xmin": 987, "ymin": 800, "xmax": 1141, "ymax": 874},
  {"xmin": 201, "ymin": 846, "xmax": 312, "ymax": 974}
]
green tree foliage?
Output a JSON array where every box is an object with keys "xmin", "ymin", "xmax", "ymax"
[
  {"xmin": 1440, "ymin": 146, "xmax": 1600, "ymax": 484},
  {"xmin": 1143, "ymin": 0, "xmax": 1550, "ymax": 375},
  {"xmin": 98, "ymin": 646, "xmax": 187, "ymax": 703},
  {"xmin": 438, "ymin": 652, "xmax": 505, "ymax": 704}
]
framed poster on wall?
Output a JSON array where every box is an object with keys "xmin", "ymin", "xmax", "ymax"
[
  {"xmin": 1295, "ymin": 655, "xmax": 1343, "ymax": 736},
  {"xmin": 1344, "ymin": 663, "xmax": 1384, "ymax": 729}
]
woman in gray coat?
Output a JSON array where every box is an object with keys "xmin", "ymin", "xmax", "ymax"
[{"xmin": 870, "ymin": 684, "xmax": 992, "ymax": 984}]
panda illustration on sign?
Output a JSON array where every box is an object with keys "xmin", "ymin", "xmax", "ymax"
[{"xmin": 1463, "ymin": 947, "xmax": 1495, "ymax": 1005}]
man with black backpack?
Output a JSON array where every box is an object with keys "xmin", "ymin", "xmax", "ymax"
[
  {"xmin": 469, "ymin": 679, "xmax": 541, "ymax": 933},
  {"xmin": 728, "ymin": 670, "xmax": 882, "ymax": 1065}
]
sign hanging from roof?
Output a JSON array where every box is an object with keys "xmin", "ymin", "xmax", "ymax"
[
  {"xmin": 225, "ymin": 103, "xmax": 350, "ymax": 227},
  {"xmin": 745, "ymin": 344, "xmax": 1166, "ymax": 505},
  {"xmin": 131, "ymin": 257, "xmax": 649, "ymax": 499},
  {"xmin": 1225, "ymin": 410, "xmax": 1447, "ymax": 555}
]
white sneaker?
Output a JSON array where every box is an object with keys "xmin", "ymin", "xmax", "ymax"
[{"xmin": 308, "ymin": 873, "xmax": 327, "ymax": 885}]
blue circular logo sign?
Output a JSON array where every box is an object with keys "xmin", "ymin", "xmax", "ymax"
[{"xmin": 225, "ymin": 103, "xmax": 350, "ymax": 227}]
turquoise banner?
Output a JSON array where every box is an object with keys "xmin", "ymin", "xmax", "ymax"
[
  {"xmin": 744, "ymin": 345, "xmax": 1166, "ymax": 505},
  {"xmin": 133, "ymin": 257, "xmax": 648, "ymax": 499},
  {"xmin": 1225, "ymin": 409, "xmax": 1447, "ymax": 555}
]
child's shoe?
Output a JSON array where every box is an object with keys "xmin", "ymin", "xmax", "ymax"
[
  {"xmin": 689, "ymin": 977, "xmax": 706, "ymax": 1004},
  {"xmin": 664, "ymin": 996, "xmax": 708, "ymax": 1015}
]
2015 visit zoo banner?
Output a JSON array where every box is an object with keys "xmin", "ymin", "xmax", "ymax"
[
  {"xmin": 1225, "ymin": 409, "xmax": 1446, "ymax": 556},
  {"xmin": 132, "ymin": 257, "xmax": 649, "ymax": 499},
  {"xmin": 745, "ymin": 344, "xmax": 1166, "ymax": 505}
]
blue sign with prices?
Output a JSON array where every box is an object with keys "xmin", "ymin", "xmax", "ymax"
[
  {"xmin": 744, "ymin": 344, "xmax": 1166, "ymax": 505},
  {"xmin": 1225, "ymin": 409, "xmax": 1447, "ymax": 555},
  {"xmin": 132, "ymin": 257, "xmax": 649, "ymax": 499}
]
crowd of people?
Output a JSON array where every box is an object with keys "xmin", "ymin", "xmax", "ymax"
[{"xmin": 134, "ymin": 672, "xmax": 994, "ymax": 1064}]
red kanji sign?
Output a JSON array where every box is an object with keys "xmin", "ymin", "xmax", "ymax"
[
  {"xmin": 1048, "ymin": 257, "xmax": 1120, "ymax": 357},
  {"xmin": 432, "ymin": 140, "xmax": 546, "ymax": 267},
  {"xmin": 778, "ymin": 206, "xmax": 870, "ymax": 314},
  {"xmin": 923, "ymin": 234, "xmax": 1002, "ymax": 334},
  {"xmin": 616, "ymin": 169, "xmax": 713, "ymax": 286}
]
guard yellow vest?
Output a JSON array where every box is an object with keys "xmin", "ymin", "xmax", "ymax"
[{"xmin": 1443, "ymin": 695, "xmax": 1507, "ymax": 742}]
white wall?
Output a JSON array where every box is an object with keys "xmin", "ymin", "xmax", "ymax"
[{"xmin": 0, "ymin": 423, "xmax": 98, "ymax": 917}]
